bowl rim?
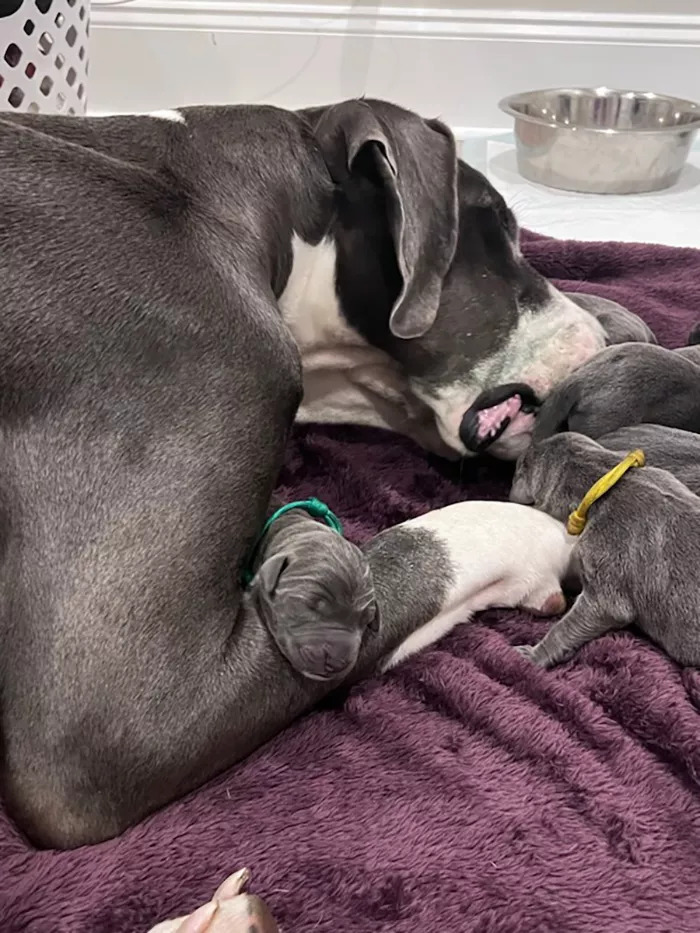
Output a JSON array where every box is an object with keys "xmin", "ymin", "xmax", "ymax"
[{"xmin": 498, "ymin": 86, "xmax": 700, "ymax": 135}]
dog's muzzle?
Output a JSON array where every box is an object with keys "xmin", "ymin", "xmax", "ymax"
[{"xmin": 459, "ymin": 383, "xmax": 540, "ymax": 453}]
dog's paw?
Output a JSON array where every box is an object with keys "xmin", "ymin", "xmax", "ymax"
[{"xmin": 513, "ymin": 644, "xmax": 548, "ymax": 667}]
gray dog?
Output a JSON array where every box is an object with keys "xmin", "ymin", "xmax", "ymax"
[
  {"xmin": 510, "ymin": 431, "xmax": 700, "ymax": 668},
  {"xmin": 249, "ymin": 511, "xmax": 378, "ymax": 681},
  {"xmin": 532, "ymin": 341, "xmax": 700, "ymax": 442},
  {"xmin": 0, "ymin": 99, "xmax": 607, "ymax": 849}
]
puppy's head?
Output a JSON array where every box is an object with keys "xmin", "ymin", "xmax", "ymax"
[
  {"xmin": 251, "ymin": 529, "xmax": 379, "ymax": 681},
  {"xmin": 510, "ymin": 432, "xmax": 612, "ymax": 521},
  {"xmin": 564, "ymin": 292, "xmax": 656, "ymax": 346}
]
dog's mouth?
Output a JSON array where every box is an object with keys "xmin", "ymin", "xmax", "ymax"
[{"xmin": 459, "ymin": 383, "xmax": 540, "ymax": 453}]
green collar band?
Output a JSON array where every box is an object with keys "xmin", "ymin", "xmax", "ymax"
[{"xmin": 242, "ymin": 497, "xmax": 343, "ymax": 587}]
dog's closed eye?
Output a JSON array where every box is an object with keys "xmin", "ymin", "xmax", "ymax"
[{"xmin": 310, "ymin": 595, "xmax": 330, "ymax": 613}]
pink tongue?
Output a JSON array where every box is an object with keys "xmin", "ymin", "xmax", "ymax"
[{"xmin": 476, "ymin": 395, "xmax": 522, "ymax": 441}]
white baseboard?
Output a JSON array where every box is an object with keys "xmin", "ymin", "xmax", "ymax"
[{"xmin": 89, "ymin": 4, "xmax": 700, "ymax": 127}]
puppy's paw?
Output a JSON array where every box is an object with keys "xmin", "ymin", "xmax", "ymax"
[{"xmin": 513, "ymin": 644, "xmax": 549, "ymax": 667}]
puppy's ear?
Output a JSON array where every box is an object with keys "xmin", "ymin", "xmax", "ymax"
[
  {"xmin": 310, "ymin": 100, "xmax": 458, "ymax": 340},
  {"xmin": 251, "ymin": 553, "xmax": 288, "ymax": 622},
  {"xmin": 531, "ymin": 378, "xmax": 579, "ymax": 442},
  {"xmin": 368, "ymin": 601, "xmax": 381, "ymax": 634}
]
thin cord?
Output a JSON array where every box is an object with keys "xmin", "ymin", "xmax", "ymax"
[{"xmin": 91, "ymin": 0, "xmax": 137, "ymax": 7}]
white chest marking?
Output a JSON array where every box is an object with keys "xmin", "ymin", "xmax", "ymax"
[
  {"xmin": 278, "ymin": 235, "xmax": 360, "ymax": 355},
  {"xmin": 279, "ymin": 234, "xmax": 413, "ymax": 427}
]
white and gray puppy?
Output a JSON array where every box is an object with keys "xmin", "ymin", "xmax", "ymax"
[
  {"xmin": 249, "ymin": 512, "xmax": 379, "ymax": 682},
  {"xmin": 372, "ymin": 500, "xmax": 574, "ymax": 671},
  {"xmin": 510, "ymin": 431, "xmax": 700, "ymax": 668},
  {"xmin": 251, "ymin": 502, "xmax": 575, "ymax": 680},
  {"xmin": 532, "ymin": 341, "xmax": 700, "ymax": 442}
]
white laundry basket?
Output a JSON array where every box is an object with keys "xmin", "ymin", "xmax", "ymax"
[{"xmin": 0, "ymin": 0, "xmax": 89, "ymax": 114}]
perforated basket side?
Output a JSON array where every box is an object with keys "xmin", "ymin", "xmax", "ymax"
[{"xmin": 0, "ymin": 0, "xmax": 89, "ymax": 114}]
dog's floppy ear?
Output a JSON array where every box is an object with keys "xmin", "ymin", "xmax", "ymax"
[
  {"xmin": 368, "ymin": 600, "xmax": 380, "ymax": 634},
  {"xmin": 251, "ymin": 554, "xmax": 288, "ymax": 618},
  {"xmin": 312, "ymin": 99, "xmax": 459, "ymax": 339},
  {"xmin": 251, "ymin": 553, "xmax": 299, "ymax": 662}
]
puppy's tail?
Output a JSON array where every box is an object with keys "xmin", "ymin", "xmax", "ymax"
[
  {"xmin": 532, "ymin": 381, "xmax": 578, "ymax": 442},
  {"xmin": 687, "ymin": 322, "xmax": 700, "ymax": 346}
]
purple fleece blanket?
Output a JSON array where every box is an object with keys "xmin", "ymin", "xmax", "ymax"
[{"xmin": 4, "ymin": 234, "xmax": 700, "ymax": 933}]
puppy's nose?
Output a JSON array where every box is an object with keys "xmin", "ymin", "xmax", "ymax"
[{"xmin": 324, "ymin": 649, "xmax": 354, "ymax": 676}]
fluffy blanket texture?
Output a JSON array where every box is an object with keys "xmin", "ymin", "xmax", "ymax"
[{"xmin": 3, "ymin": 233, "xmax": 700, "ymax": 933}]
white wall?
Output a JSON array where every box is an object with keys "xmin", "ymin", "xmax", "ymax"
[
  {"xmin": 450, "ymin": 0, "xmax": 699, "ymax": 10},
  {"xmin": 89, "ymin": 2, "xmax": 700, "ymax": 128}
]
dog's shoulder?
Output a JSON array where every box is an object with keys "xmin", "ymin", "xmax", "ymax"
[
  {"xmin": 0, "ymin": 111, "xmax": 190, "ymax": 261},
  {"xmin": 0, "ymin": 109, "xmax": 308, "ymax": 400}
]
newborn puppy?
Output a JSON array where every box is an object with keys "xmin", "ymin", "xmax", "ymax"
[
  {"xmin": 510, "ymin": 431, "xmax": 700, "ymax": 668},
  {"xmin": 371, "ymin": 500, "xmax": 574, "ymax": 671},
  {"xmin": 564, "ymin": 292, "xmax": 657, "ymax": 346},
  {"xmin": 598, "ymin": 424, "xmax": 700, "ymax": 495},
  {"xmin": 532, "ymin": 342, "xmax": 700, "ymax": 442},
  {"xmin": 249, "ymin": 512, "xmax": 378, "ymax": 681}
]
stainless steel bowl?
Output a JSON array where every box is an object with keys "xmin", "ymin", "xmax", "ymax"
[{"xmin": 499, "ymin": 87, "xmax": 700, "ymax": 194}]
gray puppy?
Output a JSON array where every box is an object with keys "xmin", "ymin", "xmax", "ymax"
[
  {"xmin": 249, "ymin": 511, "xmax": 378, "ymax": 681},
  {"xmin": 564, "ymin": 293, "xmax": 657, "ymax": 346},
  {"xmin": 510, "ymin": 431, "xmax": 700, "ymax": 668},
  {"xmin": 532, "ymin": 341, "xmax": 700, "ymax": 442},
  {"xmin": 598, "ymin": 424, "xmax": 700, "ymax": 495}
]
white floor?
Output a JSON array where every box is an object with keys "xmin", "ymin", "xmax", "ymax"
[{"xmin": 460, "ymin": 132, "xmax": 700, "ymax": 250}]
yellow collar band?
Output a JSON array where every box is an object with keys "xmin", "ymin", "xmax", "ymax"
[{"xmin": 566, "ymin": 449, "xmax": 646, "ymax": 535}]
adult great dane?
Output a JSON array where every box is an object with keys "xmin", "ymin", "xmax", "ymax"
[{"xmin": 0, "ymin": 98, "xmax": 605, "ymax": 850}]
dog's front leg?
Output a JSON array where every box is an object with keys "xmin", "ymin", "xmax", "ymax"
[{"xmin": 514, "ymin": 590, "xmax": 624, "ymax": 667}]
